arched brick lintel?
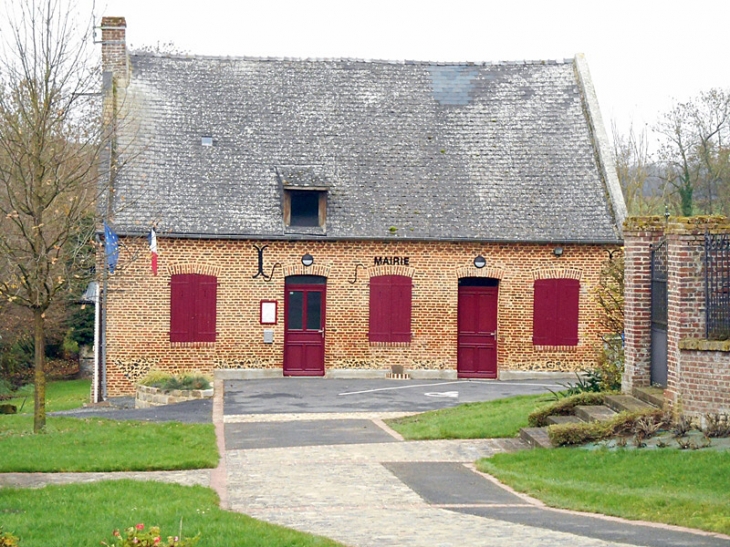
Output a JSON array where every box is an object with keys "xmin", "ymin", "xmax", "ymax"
[
  {"xmin": 282, "ymin": 264, "xmax": 331, "ymax": 279},
  {"xmin": 531, "ymin": 268, "xmax": 583, "ymax": 281},
  {"xmin": 455, "ymin": 266, "xmax": 505, "ymax": 280},
  {"xmin": 165, "ymin": 263, "xmax": 222, "ymax": 277},
  {"xmin": 367, "ymin": 265, "xmax": 416, "ymax": 278}
]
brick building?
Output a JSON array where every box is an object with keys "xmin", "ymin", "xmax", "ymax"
[{"xmin": 98, "ymin": 17, "xmax": 626, "ymax": 396}]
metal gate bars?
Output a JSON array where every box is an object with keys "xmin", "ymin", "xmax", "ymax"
[
  {"xmin": 650, "ymin": 238, "xmax": 668, "ymax": 386},
  {"xmin": 705, "ymin": 232, "xmax": 730, "ymax": 341}
]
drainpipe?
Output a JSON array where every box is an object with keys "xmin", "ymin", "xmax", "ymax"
[{"xmin": 93, "ymin": 282, "xmax": 101, "ymax": 402}]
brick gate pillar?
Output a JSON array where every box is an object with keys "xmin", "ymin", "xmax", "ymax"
[
  {"xmin": 664, "ymin": 217, "xmax": 718, "ymax": 407},
  {"xmin": 622, "ymin": 218, "xmax": 665, "ymax": 392}
]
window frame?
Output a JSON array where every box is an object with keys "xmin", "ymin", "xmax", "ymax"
[
  {"xmin": 368, "ymin": 275, "xmax": 412, "ymax": 343},
  {"xmin": 532, "ymin": 278, "xmax": 579, "ymax": 347},
  {"xmin": 283, "ymin": 189, "xmax": 327, "ymax": 227}
]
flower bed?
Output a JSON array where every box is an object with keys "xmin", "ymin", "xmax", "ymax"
[{"xmin": 135, "ymin": 384, "xmax": 213, "ymax": 409}]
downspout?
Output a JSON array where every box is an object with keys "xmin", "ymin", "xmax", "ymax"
[
  {"xmin": 93, "ymin": 281, "xmax": 101, "ymax": 403},
  {"xmin": 100, "ymin": 265, "xmax": 109, "ymax": 400}
]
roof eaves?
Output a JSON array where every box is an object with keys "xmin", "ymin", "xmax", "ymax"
[{"xmin": 109, "ymin": 230, "xmax": 623, "ymax": 246}]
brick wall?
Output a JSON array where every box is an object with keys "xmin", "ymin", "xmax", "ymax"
[
  {"xmin": 624, "ymin": 216, "xmax": 730, "ymax": 415},
  {"xmin": 674, "ymin": 347, "xmax": 730, "ymax": 415},
  {"xmin": 102, "ymin": 237, "xmax": 614, "ymax": 395}
]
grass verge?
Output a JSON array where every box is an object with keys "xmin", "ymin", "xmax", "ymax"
[
  {"xmin": 0, "ymin": 480, "xmax": 344, "ymax": 546},
  {"xmin": 0, "ymin": 379, "xmax": 218, "ymax": 472},
  {"xmin": 478, "ymin": 448, "xmax": 730, "ymax": 535},
  {"xmin": 385, "ymin": 393, "xmax": 552, "ymax": 440},
  {"xmin": 3, "ymin": 378, "xmax": 92, "ymax": 413}
]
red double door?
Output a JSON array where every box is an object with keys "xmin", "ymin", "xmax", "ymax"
[
  {"xmin": 457, "ymin": 280, "xmax": 499, "ymax": 378},
  {"xmin": 284, "ymin": 276, "xmax": 326, "ymax": 376}
]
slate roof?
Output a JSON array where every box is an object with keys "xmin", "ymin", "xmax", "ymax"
[{"xmin": 110, "ymin": 53, "xmax": 625, "ymax": 243}]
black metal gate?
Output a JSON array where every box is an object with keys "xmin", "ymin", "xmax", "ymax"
[
  {"xmin": 650, "ymin": 238, "xmax": 668, "ymax": 387},
  {"xmin": 705, "ymin": 232, "xmax": 730, "ymax": 340}
]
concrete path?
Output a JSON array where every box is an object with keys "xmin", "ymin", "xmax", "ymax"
[
  {"xmin": 0, "ymin": 470, "xmax": 210, "ymax": 489},
  {"xmin": 222, "ymin": 380, "xmax": 730, "ymax": 547}
]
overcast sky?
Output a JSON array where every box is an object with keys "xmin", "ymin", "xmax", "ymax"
[{"xmin": 94, "ymin": 0, "xmax": 728, "ymax": 143}]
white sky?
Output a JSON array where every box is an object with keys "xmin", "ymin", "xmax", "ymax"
[{"xmin": 93, "ymin": 0, "xmax": 729, "ymax": 141}]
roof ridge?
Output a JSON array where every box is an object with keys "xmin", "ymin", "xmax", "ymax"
[{"xmin": 128, "ymin": 50, "xmax": 575, "ymax": 66}]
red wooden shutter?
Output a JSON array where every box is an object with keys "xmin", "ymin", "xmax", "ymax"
[
  {"xmin": 532, "ymin": 279, "xmax": 553, "ymax": 345},
  {"xmin": 557, "ymin": 279, "xmax": 579, "ymax": 346},
  {"xmin": 196, "ymin": 275, "xmax": 218, "ymax": 342},
  {"xmin": 170, "ymin": 273, "xmax": 217, "ymax": 342},
  {"xmin": 170, "ymin": 274, "xmax": 193, "ymax": 342},
  {"xmin": 533, "ymin": 279, "xmax": 579, "ymax": 346},
  {"xmin": 390, "ymin": 276, "xmax": 412, "ymax": 342},
  {"xmin": 369, "ymin": 276, "xmax": 392, "ymax": 342},
  {"xmin": 369, "ymin": 275, "xmax": 412, "ymax": 343}
]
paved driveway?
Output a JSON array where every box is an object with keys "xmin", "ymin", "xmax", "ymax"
[
  {"xmin": 222, "ymin": 378, "xmax": 730, "ymax": 547},
  {"xmin": 223, "ymin": 377, "xmax": 563, "ymax": 414}
]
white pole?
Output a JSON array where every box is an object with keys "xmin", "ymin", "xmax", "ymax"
[{"xmin": 93, "ymin": 282, "xmax": 101, "ymax": 403}]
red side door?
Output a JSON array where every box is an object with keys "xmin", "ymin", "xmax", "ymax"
[
  {"xmin": 457, "ymin": 283, "xmax": 498, "ymax": 378},
  {"xmin": 284, "ymin": 278, "xmax": 326, "ymax": 376}
]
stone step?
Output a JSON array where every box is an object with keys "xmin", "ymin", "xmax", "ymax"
[
  {"xmin": 604, "ymin": 394, "xmax": 656, "ymax": 414},
  {"xmin": 575, "ymin": 405, "xmax": 617, "ymax": 422},
  {"xmin": 519, "ymin": 427, "xmax": 553, "ymax": 449},
  {"xmin": 546, "ymin": 414, "xmax": 584, "ymax": 425},
  {"xmin": 632, "ymin": 387, "xmax": 665, "ymax": 409}
]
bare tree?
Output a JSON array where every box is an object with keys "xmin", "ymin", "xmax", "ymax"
[
  {"xmin": 612, "ymin": 121, "xmax": 664, "ymax": 215},
  {"xmin": 594, "ymin": 250, "xmax": 624, "ymax": 336},
  {"xmin": 655, "ymin": 89, "xmax": 730, "ymax": 216},
  {"xmin": 0, "ymin": 0, "xmax": 104, "ymax": 432}
]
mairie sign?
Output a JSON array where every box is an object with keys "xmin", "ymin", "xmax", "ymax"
[{"xmin": 374, "ymin": 256, "xmax": 410, "ymax": 266}]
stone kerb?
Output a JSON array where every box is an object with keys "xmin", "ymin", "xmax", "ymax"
[{"xmin": 135, "ymin": 384, "xmax": 214, "ymax": 409}]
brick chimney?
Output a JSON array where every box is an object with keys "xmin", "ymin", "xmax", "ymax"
[{"xmin": 101, "ymin": 17, "xmax": 128, "ymax": 83}]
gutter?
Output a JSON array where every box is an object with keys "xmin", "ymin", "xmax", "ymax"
[{"xmin": 102, "ymin": 230, "xmax": 623, "ymax": 246}]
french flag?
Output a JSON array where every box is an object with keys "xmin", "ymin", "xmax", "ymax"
[{"xmin": 148, "ymin": 228, "xmax": 158, "ymax": 276}]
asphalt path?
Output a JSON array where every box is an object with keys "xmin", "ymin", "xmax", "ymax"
[
  {"xmin": 224, "ymin": 377, "xmax": 563, "ymax": 414},
  {"xmin": 54, "ymin": 378, "xmax": 562, "ymax": 422}
]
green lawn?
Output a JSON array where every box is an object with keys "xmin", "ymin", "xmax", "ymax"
[
  {"xmin": 385, "ymin": 393, "xmax": 552, "ymax": 440},
  {"xmin": 0, "ymin": 380, "xmax": 218, "ymax": 472},
  {"xmin": 3, "ymin": 378, "xmax": 91, "ymax": 412},
  {"xmin": 0, "ymin": 481, "xmax": 344, "ymax": 547},
  {"xmin": 479, "ymin": 448, "xmax": 730, "ymax": 535}
]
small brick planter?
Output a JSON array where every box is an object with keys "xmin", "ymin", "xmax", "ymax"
[{"xmin": 135, "ymin": 384, "xmax": 214, "ymax": 409}]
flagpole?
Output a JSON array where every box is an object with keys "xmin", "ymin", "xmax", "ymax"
[{"xmin": 100, "ymin": 243, "xmax": 108, "ymax": 401}]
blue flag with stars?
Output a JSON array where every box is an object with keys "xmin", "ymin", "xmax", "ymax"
[{"xmin": 104, "ymin": 221, "xmax": 119, "ymax": 273}]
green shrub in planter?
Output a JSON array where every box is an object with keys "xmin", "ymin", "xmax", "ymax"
[{"xmin": 139, "ymin": 372, "xmax": 211, "ymax": 391}]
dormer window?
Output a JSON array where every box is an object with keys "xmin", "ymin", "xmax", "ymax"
[{"xmin": 284, "ymin": 189, "xmax": 327, "ymax": 227}]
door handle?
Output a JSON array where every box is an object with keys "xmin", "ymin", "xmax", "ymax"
[
  {"xmin": 488, "ymin": 331, "xmax": 496, "ymax": 336},
  {"xmin": 318, "ymin": 328, "xmax": 325, "ymax": 337}
]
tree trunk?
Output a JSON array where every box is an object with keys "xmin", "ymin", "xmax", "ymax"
[{"xmin": 33, "ymin": 308, "xmax": 46, "ymax": 433}]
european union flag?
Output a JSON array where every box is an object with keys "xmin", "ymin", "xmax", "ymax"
[{"xmin": 104, "ymin": 221, "xmax": 119, "ymax": 273}]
